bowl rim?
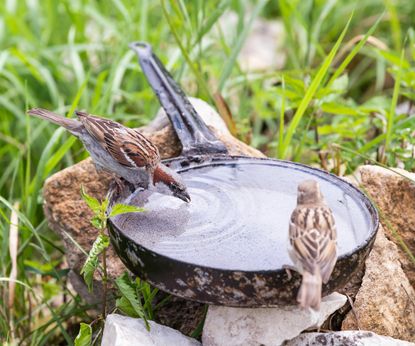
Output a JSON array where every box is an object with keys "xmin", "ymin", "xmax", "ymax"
[{"xmin": 108, "ymin": 155, "xmax": 379, "ymax": 275}]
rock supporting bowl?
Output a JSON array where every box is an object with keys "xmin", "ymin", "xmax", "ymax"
[{"xmin": 107, "ymin": 42, "xmax": 379, "ymax": 307}]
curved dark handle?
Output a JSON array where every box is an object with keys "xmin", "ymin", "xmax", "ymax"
[{"xmin": 129, "ymin": 42, "xmax": 228, "ymax": 156}]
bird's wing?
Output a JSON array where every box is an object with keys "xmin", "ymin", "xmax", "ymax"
[
  {"xmin": 76, "ymin": 111, "xmax": 160, "ymax": 169},
  {"xmin": 119, "ymin": 127, "xmax": 161, "ymax": 168},
  {"xmin": 289, "ymin": 206, "xmax": 337, "ymax": 282}
]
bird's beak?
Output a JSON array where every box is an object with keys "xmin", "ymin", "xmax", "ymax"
[{"xmin": 175, "ymin": 190, "xmax": 191, "ymax": 203}]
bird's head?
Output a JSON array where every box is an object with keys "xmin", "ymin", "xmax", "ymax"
[
  {"xmin": 297, "ymin": 179, "xmax": 323, "ymax": 205},
  {"xmin": 153, "ymin": 164, "xmax": 191, "ymax": 203}
]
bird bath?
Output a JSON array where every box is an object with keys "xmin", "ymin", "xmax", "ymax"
[{"xmin": 107, "ymin": 43, "xmax": 378, "ymax": 307}]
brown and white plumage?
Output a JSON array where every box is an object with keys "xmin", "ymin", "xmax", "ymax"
[
  {"xmin": 76, "ymin": 111, "xmax": 160, "ymax": 171},
  {"xmin": 27, "ymin": 108, "xmax": 190, "ymax": 202},
  {"xmin": 288, "ymin": 180, "xmax": 337, "ymax": 310}
]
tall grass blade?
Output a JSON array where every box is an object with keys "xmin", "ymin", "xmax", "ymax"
[
  {"xmin": 328, "ymin": 13, "xmax": 383, "ymax": 87},
  {"xmin": 280, "ymin": 14, "xmax": 353, "ymax": 158},
  {"xmin": 383, "ymin": 49, "xmax": 403, "ymax": 160}
]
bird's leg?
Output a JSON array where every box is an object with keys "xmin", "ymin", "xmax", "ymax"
[
  {"xmin": 106, "ymin": 177, "xmax": 124, "ymax": 207},
  {"xmin": 147, "ymin": 165, "xmax": 155, "ymax": 187},
  {"xmin": 119, "ymin": 177, "xmax": 136, "ymax": 193},
  {"xmin": 106, "ymin": 176, "xmax": 135, "ymax": 208},
  {"xmin": 285, "ymin": 268, "xmax": 292, "ymax": 281},
  {"xmin": 282, "ymin": 264, "xmax": 298, "ymax": 280}
]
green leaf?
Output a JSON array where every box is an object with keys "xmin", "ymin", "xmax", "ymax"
[
  {"xmin": 379, "ymin": 50, "xmax": 410, "ymax": 68},
  {"xmin": 109, "ymin": 204, "xmax": 145, "ymax": 218},
  {"xmin": 24, "ymin": 259, "xmax": 60, "ymax": 272},
  {"xmin": 330, "ymin": 74, "xmax": 348, "ymax": 92},
  {"xmin": 116, "ymin": 296, "xmax": 139, "ymax": 318},
  {"xmin": 80, "ymin": 186, "xmax": 101, "ymax": 214},
  {"xmin": 139, "ymin": 279, "xmax": 158, "ymax": 320},
  {"xmin": 321, "ymin": 102, "xmax": 362, "ymax": 116},
  {"xmin": 102, "ymin": 198, "xmax": 109, "ymax": 212},
  {"xmin": 81, "ymin": 234, "xmax": 110, "ymax": 291},
  {"xmin": 74, "ymin": 323, "xmax": 92, "ymax": 346},
  {"xmin": 359, "ymin": 96, "xmax": 390, "ymax": 114},
  {"xmin": 42, "ymin": 281, "xmax": 61, "ymax": 300},
  {"xmin": 115, "ymin": 272, "xmax": 150, "ymax": 330},
  {"xmin": 90, "ymin": 216, "xmax": 102, "ymax": 229}
]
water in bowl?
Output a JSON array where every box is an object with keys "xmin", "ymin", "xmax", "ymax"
[{"xmin": 111, "ymin": 161, "xmax": 370, "ymax": 271}]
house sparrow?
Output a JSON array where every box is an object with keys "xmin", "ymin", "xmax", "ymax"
[
  {"xmin": 27, "ymin": 108, "xmax": 190, "ymax": 203},
  {"xmin": 288, "ymin": 179, "xmax": 337, "ymax": 310}
]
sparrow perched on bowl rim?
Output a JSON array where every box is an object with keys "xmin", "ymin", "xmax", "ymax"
[
  {"xmin": 27, "ymin": 108, "xmax": 190, "ymax": 203},
  {"xmin": 288, "ymin": 179, "xmax": 337, "ymax": 310}
]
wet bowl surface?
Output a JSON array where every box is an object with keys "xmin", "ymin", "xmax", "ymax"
[{"xmin": 108, "ymin": 156, "xmax": 378, "ymax": 307}]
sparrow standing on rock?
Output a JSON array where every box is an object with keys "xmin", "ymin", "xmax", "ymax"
[
  {"xmin": 288, "ymin": 180, "xmax": 337, "ymax": 310},
  {"xmin": 27, "ymin": 108, "xmax": 190, "ymax": 202}
]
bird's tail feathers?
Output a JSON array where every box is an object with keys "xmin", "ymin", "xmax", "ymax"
[
  {"xmin": 297, "ymin": 270, "xmax": 322, "ymax": 310},
  {"xmin": 27, "ymin": 108, "xmax": 82, "ymax": 134}
]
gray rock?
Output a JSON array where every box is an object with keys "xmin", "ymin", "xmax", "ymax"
[
  {"xmin": 285, "ymin": 331, "xmax": 415, "ymax": 346},
  {"xmin": 202, "ymin": 292, "xmax": 346, "ymax": 346},
  {"xmin": 358, "ymin": 165, "xmax": 415, "ymax": 286},
  {"xmin": 341, "ymin": 166, "xmax": 415, "ymax": 342},
  {"xmin": 342, "ymin": 225, "xmax": 415, "ymax": 342},
  {"xmin": 102, "ymin": 314, "xmax": 201, "ymax": 346}
]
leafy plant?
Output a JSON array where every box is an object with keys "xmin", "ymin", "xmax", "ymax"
[
  {"xmin": 77, "ymin": 186, "xmax": 145, "ymax": 344},
  {"xmin": 115, "ymin": 273, "xmax": 155, "ymax": 331}
]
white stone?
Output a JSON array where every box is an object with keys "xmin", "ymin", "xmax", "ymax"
[
  {"xmin": 217, "ymin": 11, "xmax": 286, "ymax": 72},
  {"xmin": 286, "ymin": 331, "xmax": 415, "ymax": 346},
  {"xmin": 102, "ymin": 314, "xmax": 201, "ymax": 346},
  {"xmin": 238, "ymin": 18, "xmax": 286, "ymax": 72},
  {"xmin": 202, "ymin": 292, "xmax": 347, "ymax": 346}
]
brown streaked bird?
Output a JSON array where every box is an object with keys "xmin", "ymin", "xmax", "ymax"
[
  {"xmin": 27, "ymin": 108, "xmax": 190, "ymax": 203},
  {"xmin": 288, "ymin": 179, "xmax": 337, "ymax": 310}
]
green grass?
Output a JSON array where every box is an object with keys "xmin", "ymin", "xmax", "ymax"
[{"xmin": 1, "ymin": 0, "xmax": 415, "ymax": 344}]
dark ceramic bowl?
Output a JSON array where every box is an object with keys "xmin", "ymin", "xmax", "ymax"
[{"xmin": 107, "ymin": 43, "xmax": 379, "ymax": 307}]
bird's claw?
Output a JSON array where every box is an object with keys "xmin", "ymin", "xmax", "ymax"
[{"xmin": 282, "ymin": 264, "xmax": 297, "ymax": 280}]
